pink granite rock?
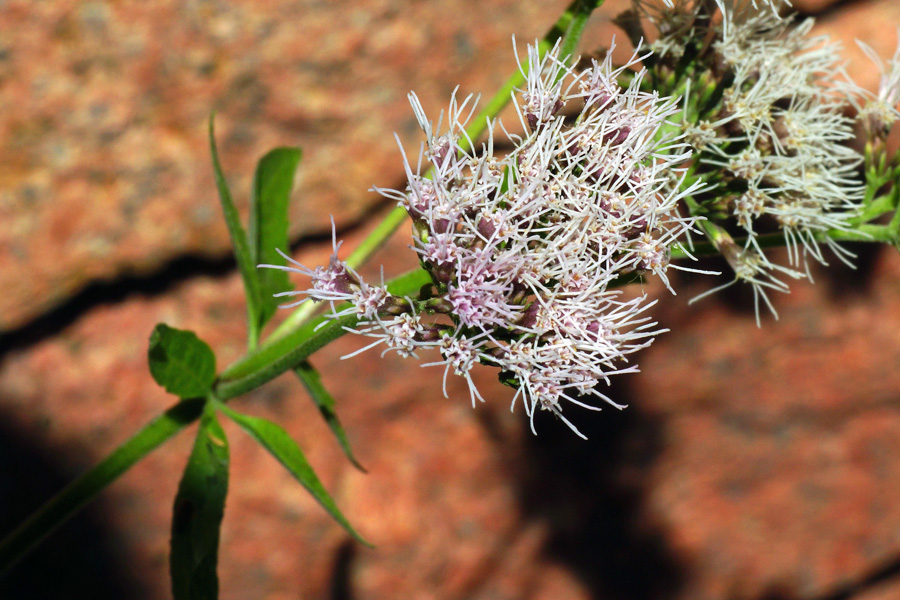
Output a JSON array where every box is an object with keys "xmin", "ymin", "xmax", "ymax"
[
  {"xmin": 3, "ymin": 0, "xmax": 900, "ymax": 599},
  {"xmin": 791, "ymin": 0, "xmax": 843, "ymax": 14}
]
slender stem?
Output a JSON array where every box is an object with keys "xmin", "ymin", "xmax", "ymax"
[
  {"xmin": 215, "ymin": 313, "xmax": 359, "ymax": 401},
  {"xmin": 828, "ymin": 224, "xmax": 896, "ymax": 243},
  {"xmin": 218, "ymin": 268, "xmax": 432, "ymax": 384},
  {"xmin": 266, "ymin": 296, "xmax": 320, "ymax": 346},
  {"xmin": 459, "ymin": 0, "xmax": 605, "ymax": 158},
  {"xmin": 851, "ymin": 194, "xmax": 895, "ymax": 226},
  {"xmin": 0, "ymin": 399, "xmax": 205, "ymax": 573},
  {"xmin": 343, "ymin": 205, "xmax": 411, "ymax": 271},
  {"xmin": 889, "ymin": 202, "xmax": 900, "ymax": 243},
  {"xmin": 672, "ymin": 224, "xmax": 899, "ymax": 262}
]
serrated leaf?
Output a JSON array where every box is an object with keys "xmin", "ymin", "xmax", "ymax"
[
  {"xmin": 170, "ymin": 402, "xmax": 229, "ymax": 600},
  {"xmin": 148, "ymin": 324, "xmax": 216, "ymax": 398},
  {"xmin": 208, "ymin": 114, "xmax": 265, "ymax": 346},
  {"xmin": 248, "ymin": 147, "xmax": 302, "ymax": 335},
  {"xmin": 294, "ymin": 360, "xmax": 365, "ymax": 472},
  {"xmin": 217, "ymin": 404, "xmax": 370, "ymax": 547}
]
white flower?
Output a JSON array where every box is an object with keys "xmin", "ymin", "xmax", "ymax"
[
  {"xmin": 276, "ymin": 39, "xmax": 706, "ymax": 437},
  {"xmin": 668, "ymin": 6, "xmax": 864, "ymax": 313},
  {"xmin": 854, "ymin": 29, "xmax": 900, "ymax": 135},
  {"xmin": 656, "ymin": 0, "xmax": 787, "ymax": 12},
  {"xmin": 370, "ymin": 39, "xmax": 704, "ymax": 436}
]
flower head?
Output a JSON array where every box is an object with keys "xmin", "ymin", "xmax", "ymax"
[
  {"xmin": 270, "ymin": 39, "xmax": 703, "ymax": 437},
  {"xmin": 648, "ymin": 2, "xmax": 864, "ymax": 317},
  {"xmin": 371, "ymin": 39, "xmax": 701, "ymax": 436}
]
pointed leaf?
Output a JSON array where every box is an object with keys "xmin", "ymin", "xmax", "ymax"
[
  {"xmin": 294, "ymin": 360, "xmax": 365, "ymax": 472},
  {"xmin": 171, "ymin": 403, "xmax": 229, "ymax": 600},
  {"xmin": 208, "ymin": 115, "xmax": 264, "ymax": 346},
  {"xmin": 217, "ymin": 404, "xmax": 370, "ymax": 547},
  {"xmin": 248, "ymin": 147, "xmax": 302, "ymax": 334},
  {"xmin": 0, "ymin": 398, "xmax": 204, "ymax": 572},
  {"xmin": 148, "ymin": 324, "xmax": 216, "ymax": 398}
]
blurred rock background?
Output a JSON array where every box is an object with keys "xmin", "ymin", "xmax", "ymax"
[{"xmin": 1, "ymin": 0, "xmax": 900, "ymax": 598}]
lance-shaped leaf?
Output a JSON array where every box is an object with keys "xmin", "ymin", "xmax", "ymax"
[
  {"xmin": 248, "ymin": 147, "xmax": 302, "ymax": 337},
  {"xmin": 217, "ymin": 403, "xmax": 370, "ymax": 547},
  {"xmin": 0, "ymin": 398, "xmax": 204, "ymax": 573},
  {"xmin": 148, "ymin": 324, "xmax": 216, "ymax": 399},
  {"xmin": 208, "ymin": 115, "xmax": 264, "ymax": 346},
  {"xmin": 294, "ymin": 360, "xmax": 365, "ymax": 472},
  {"xmin": 170, "ymin": 402, "xmax": 229, "ymax": 600}
]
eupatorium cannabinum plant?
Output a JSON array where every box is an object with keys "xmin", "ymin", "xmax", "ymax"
[{"xmin": 2, "ymin": 1, "xmax": 899, "ymax": 598}]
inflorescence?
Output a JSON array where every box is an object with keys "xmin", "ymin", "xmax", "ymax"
[
  {"xmin": 263, "ymin": 0, "xmax": 900, "ymax": 436},
  {"xmin": 265, "ymin": 39, "xmax": 701, "ymax": 437},
  {"xmin": 631, "ymin": 0, "xmax": 867, "ymax": 319}
]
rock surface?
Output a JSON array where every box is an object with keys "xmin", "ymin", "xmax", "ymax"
[{"xmin": 2, "ymin": 1, "xmax": 900, "ymax": 599}]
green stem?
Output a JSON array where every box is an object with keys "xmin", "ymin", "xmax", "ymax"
[
  {"xmin": 218, "ymin": 268, "xmax": 431, "ymax": 386},
  {"xmin": 0, "ymin": 399, "xmax": 205, "ymax": 573},
  {"xmin": 459, "ymin": 0, "xmax": 604, "ymax": 156},
  {"xmin": 828, "ymin": 224, "xmax": 897, "ymax": 243},
  {"xmin": 215, "ymin": 312, "xmax": 359, "ymax": 402},
  {"xmin": 888, "ymin": 206, "xmax": 900, "ymax": 243},
  {"xmin": 266, "ymin": 298, "xmax": 320, "ymax": 345},
  {"xmin": 851, "ymin": 194, "xmax": 895, "ymax": 226},
  {"xmin": 672, "ymin": 224, "xmax": 899, "ymax": 261}
]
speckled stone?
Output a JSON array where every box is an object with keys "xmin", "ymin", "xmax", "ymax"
[
  {"xmin": 5, "ymin": 233, "xmax": 900, "ymax": 599},
  {"xmin": 792, "ymin": 0, "xmax": 844, "ymax": 14},
  {"xmin": 631, "ymin": 247, "xmax": 900, "ymax": 600},
  {"xmin": 3, "ymin": 1, "xmax": 900, "ymax": 599}
]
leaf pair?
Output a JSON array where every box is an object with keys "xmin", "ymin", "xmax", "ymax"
[
  {"xmin": 208, "ymin": 116, "xmax": 301, "ymax": 349},
  {"xmin": 149, "ymin": 323, "xmax": 369, "ymax": 600},
  {"xmin": 208, "ymin": 117, "xmax": 363, "ymax": 469},
  {"xmin": 208, "ymin": 118, "xmax": 363, "ymax": 468},
  {"xmin": 149, "ymin": 123, "xmax": 371, "ymax": 598},
  {"xmin": 167, "ymin": 395, "xmax": 370, "ymax": 600}
]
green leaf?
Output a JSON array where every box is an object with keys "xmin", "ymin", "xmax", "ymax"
[
  {"xmin": 248, "ymin": 147, "xmax": 302, "ymax": 336},
  {"xmin": 0, "ymin": 398, "xmax": 204, "ymax": 572},
  {"xmin": 294, "ymin": 360, "xmax": 365, "ymax": 472},
  {"xmin": 148, "ymin": 324, "xmax": 216, "ymax": 398},
  {"xmin": 171, "ymin": 402, "xmax": 229, "ymax": 600},
  {"xmin": 217, "ymin": 403, "xmax": 371, "ymax": 547},
  {"xmin": 208, "ymin": 114, "xmax": 265, "ymax": 346}
]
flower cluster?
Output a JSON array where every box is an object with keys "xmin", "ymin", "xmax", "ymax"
[
  {"xmin": 640, "ymin": 0, "xmax": 864, "ymax": 318},
  {"xmin": 269, "ymin": 41, "xmax": 700, "ymax": 437},
  {"xmin": 263, "ymin": 1, "xmax": 900, "ymax": 437}
]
